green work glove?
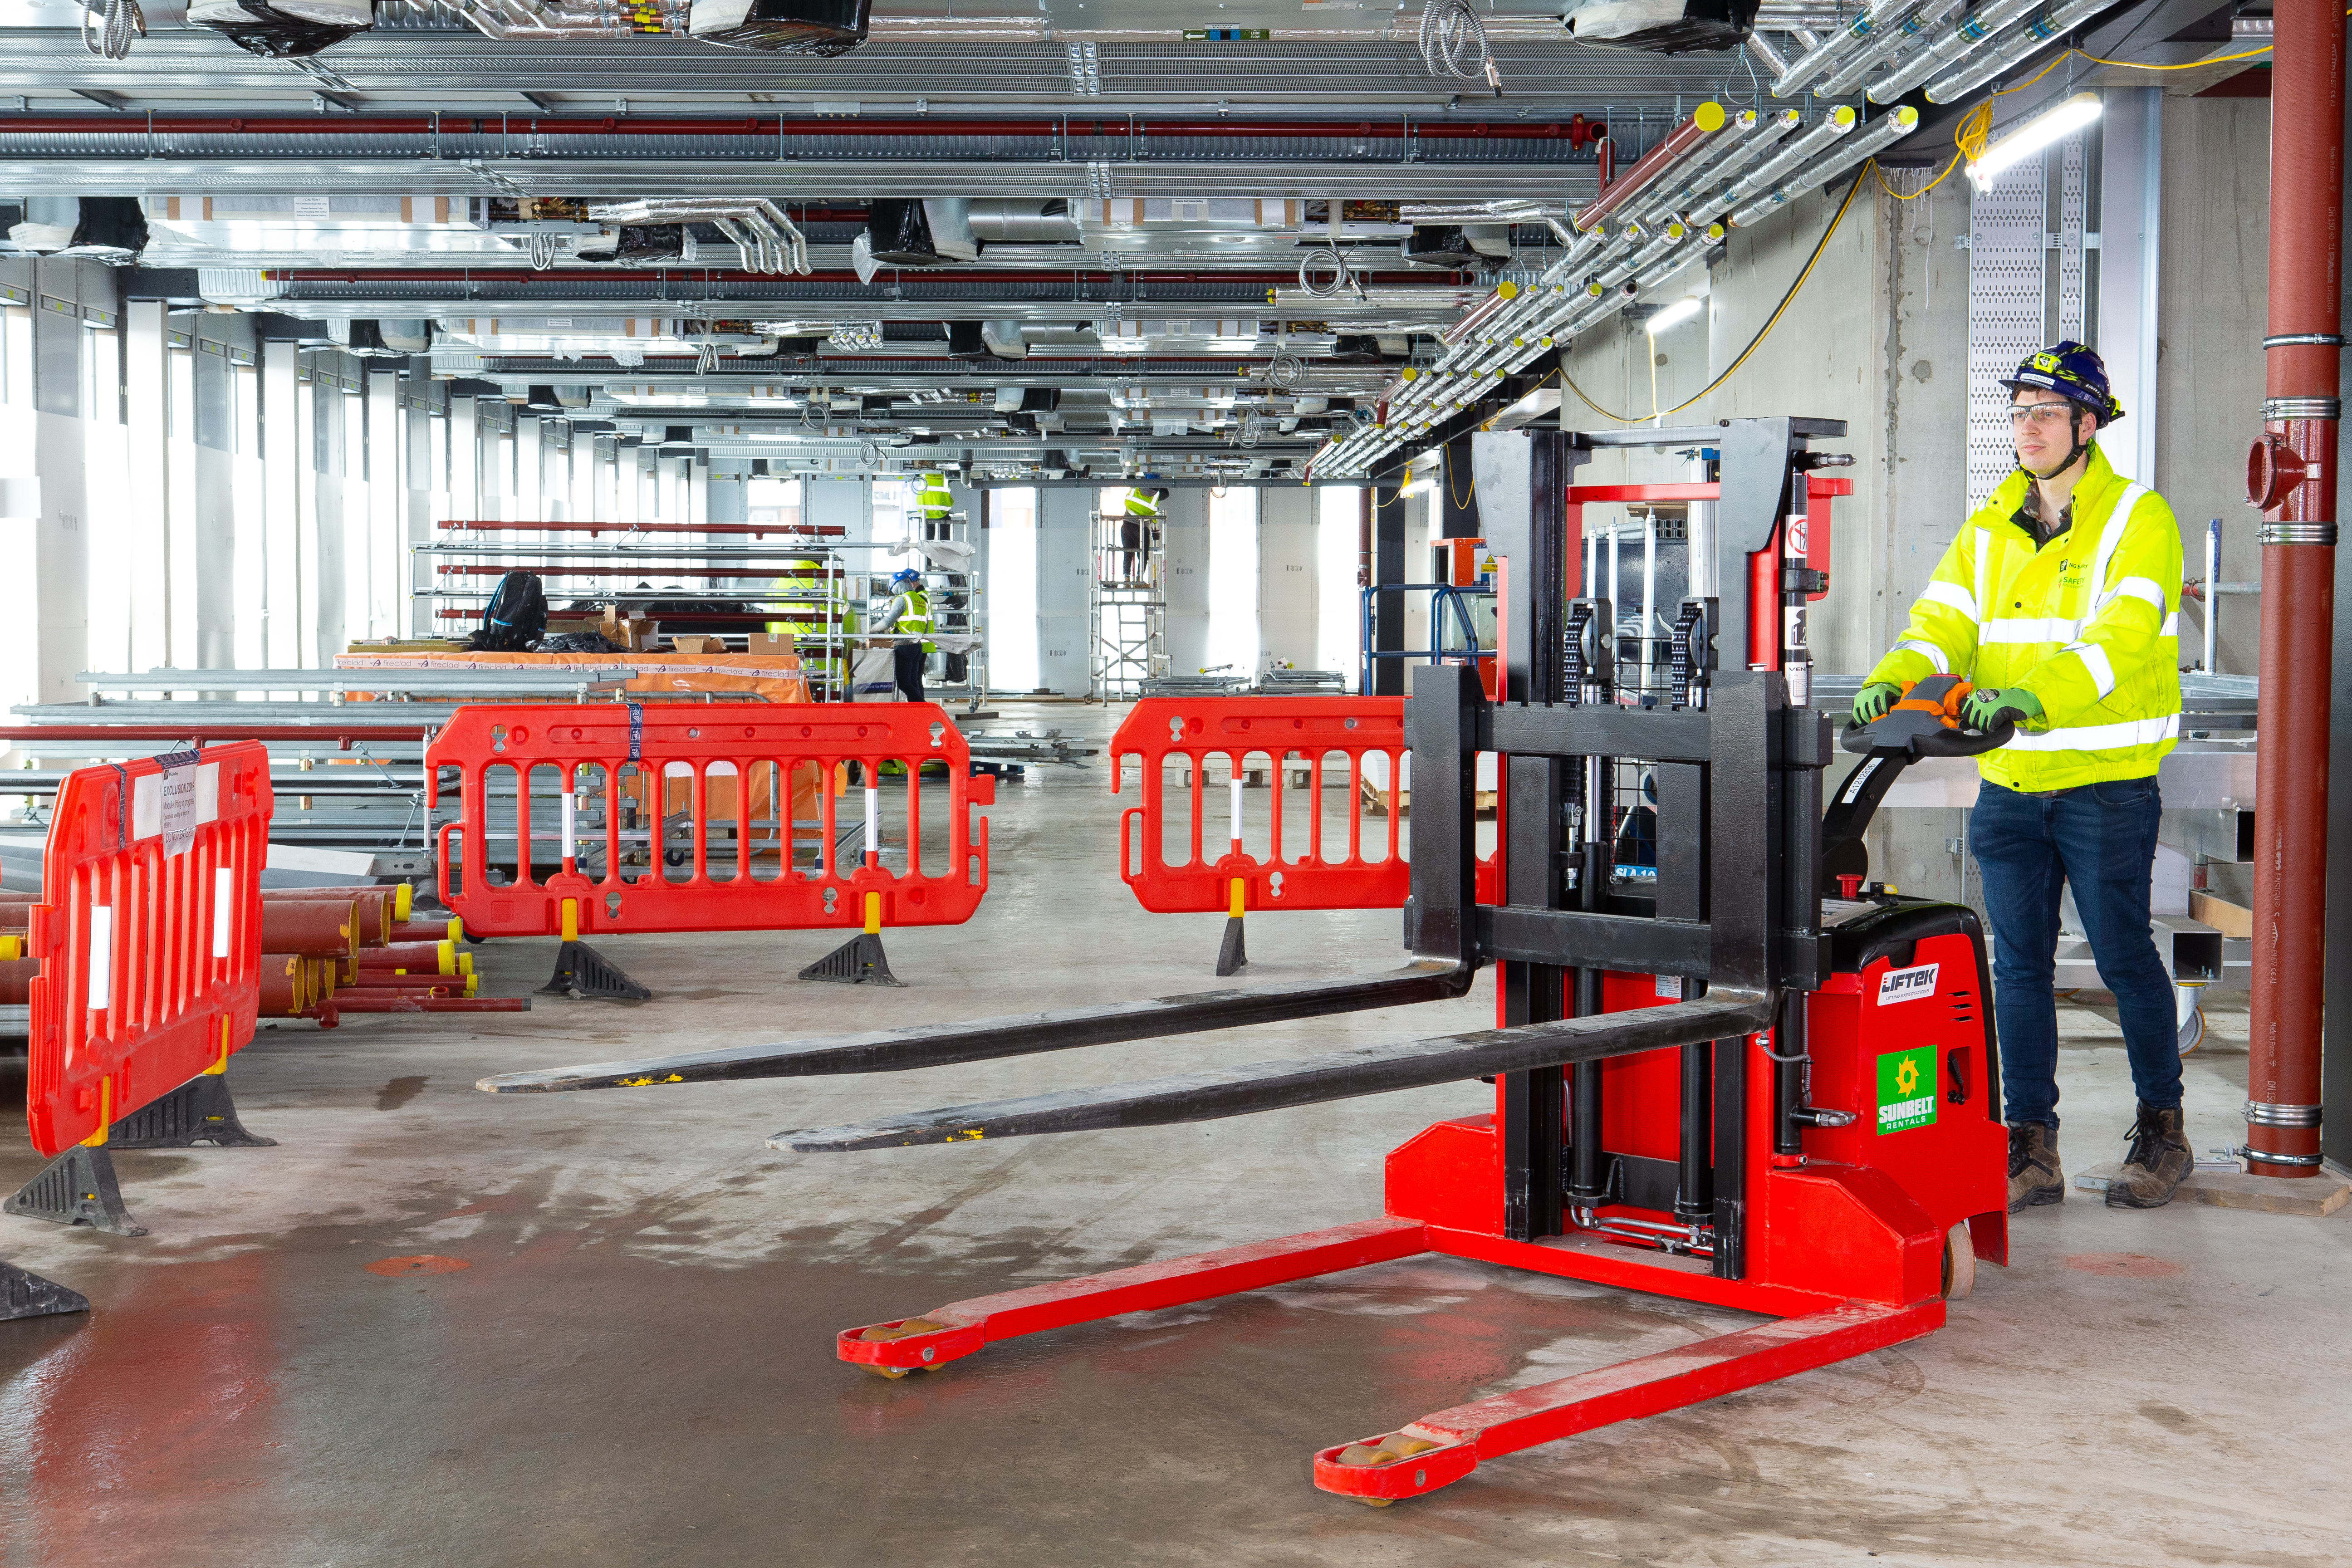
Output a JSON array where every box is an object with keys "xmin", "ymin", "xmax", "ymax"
[
  {"xmin": 1852, "ymin": 681, "xmax": 1902, "ymax": 728},
  {"xmin": 1962, "ymin": 686, "xmax": 2042, "ymax": 731}
]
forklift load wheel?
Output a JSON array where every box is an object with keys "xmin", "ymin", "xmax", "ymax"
[
  {"xmin": 1940, "ymin": 1221, "xmax": 1976, "ymax": 1302},
  {"xmin": 855, "ymin": 1316, "xmax": 951, "ymax": 1378},
  {"xmin": 2177, "ymin": 1005, "xmax": 2205, "ymax": 1056}
]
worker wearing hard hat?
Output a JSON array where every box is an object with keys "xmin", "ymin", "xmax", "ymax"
[
  {"xmin": 1854, "ymin": 341, "xmax": 2188, "ymax": 1213},
  {"xmin": 876, "ymin": 566, "xmax": 933, "ymax": 701}
]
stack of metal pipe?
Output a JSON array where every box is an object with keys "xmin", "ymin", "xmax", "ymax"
[{"xmin": 258, "ymin": 887, "xmax": 528, "ymax": 1023}]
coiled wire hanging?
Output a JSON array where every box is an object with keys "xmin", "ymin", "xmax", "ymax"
[
  {"xmin": 82, "ymin": 0, "xmax": 142, "ymax": 60},
  {"xmin": 1418, "ymin": 0, "xmax": 1499, "ymax": 93}
]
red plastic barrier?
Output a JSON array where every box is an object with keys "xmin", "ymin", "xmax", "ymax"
[
  {"xmin": 426, "ymin": 702, "xmax": 991, "ymax": 939},
  {"xmin": 26, "ymin": 743, "xmax": 271, "ymax": 1156},
  {"xmin": 1112, "ymin": 697, "xmax": 1422, "ymax": 916}
]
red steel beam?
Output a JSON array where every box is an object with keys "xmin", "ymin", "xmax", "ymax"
[{"xmin": 2244, "ymin": 0, "xmax": 2344, "ymax": 1176}]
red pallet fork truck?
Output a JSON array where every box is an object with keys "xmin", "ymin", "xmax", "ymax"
[{"xmin": 480, "ymin": 419, "xmax": 2013, "ymax": 1506}]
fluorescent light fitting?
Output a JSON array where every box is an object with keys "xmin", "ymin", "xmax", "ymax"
[
  {"xmin": 1399, "ymin": 477, "xmax": 1435, "ymax": 498},
  {"xmin": 1645, "ymin": 295, "xmax": 1704, "ymax": 336},
  {"xmin": 1969, "ymin": 91, "xmax": 2102, "ymax": 190}
]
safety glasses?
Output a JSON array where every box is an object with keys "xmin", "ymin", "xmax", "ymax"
[{"xmin": 2008, "ymin": 401, "xmax": 2080, "ymax": 429}]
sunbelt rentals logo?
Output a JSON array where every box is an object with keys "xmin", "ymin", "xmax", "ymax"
[{"xmin": 1876, "ymin": 1046, "xmax": 1939, "ymax": 1134}]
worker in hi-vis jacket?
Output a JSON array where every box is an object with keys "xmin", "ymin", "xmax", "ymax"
[{"xmin": 1854, "ymin": 341, "xmax": 2190, "ymax": 1213}]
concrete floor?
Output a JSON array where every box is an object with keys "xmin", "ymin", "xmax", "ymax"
[{"xmin": 0, "ymin": 701, "xmax": 2342, "ymax": 1567}]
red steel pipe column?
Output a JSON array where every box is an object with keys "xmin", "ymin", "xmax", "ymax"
[{"xmin": 2244, "ymin": 0, "xmax": 2346, "ymax": 1176}]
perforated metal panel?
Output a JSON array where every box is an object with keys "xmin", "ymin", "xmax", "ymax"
[
  {"xmin": 2055, "ymin": 131, "xmax": 2086, "ymax": 343},
  {"xmin": 1967, "ymin": 158, "xmax": 2048, "ymax": 505}
]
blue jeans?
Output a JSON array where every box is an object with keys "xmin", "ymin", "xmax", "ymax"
[{"xmin": 1969, "ymin": 776, "xmax": 2182, "ymax": 1130}]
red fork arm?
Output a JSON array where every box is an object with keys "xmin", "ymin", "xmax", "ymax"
[
  {"xmin": 837, "ymin": 1217, "xmax": 1431, "ymax": 1373},
  {"xmin": 1311, "ymin": 1298, "xmax": 1945, "ymax": 1504}
]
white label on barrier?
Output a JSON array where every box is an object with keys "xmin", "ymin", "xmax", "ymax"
[
  {"xmin": 1877, "ymin": 962, "xmax": 1940, "ymax": 1005},
  {"xmin": 133, "ymin": 774, "xmax": 162, "ymax": 838},
  {"xmin": 160, "ymin": 750, "xmax": 203, "ymax": 857},
  {"xmin": 213, "ymin": 867, "xmax": 234, "ymax": 959},
  {"xmin": 1229, "ymin": 769, "xmax": 1243, "ymax": 847},
  {"xmin": 196, "ymin": 761, "xmax": 219, "ymax": 825},
  {"xmin": 865, "ymin": 787, "xmax": 880, "ymax": 858},
  {"xmin": 561, "ymin": 790, "xmax": 577, "ymax": 862},
  {"xmin": 87, "ymin": 905, "xmax": 112, "ymax": 1011}
]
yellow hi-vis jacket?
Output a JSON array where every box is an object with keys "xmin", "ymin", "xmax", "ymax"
[{"xmin": 1863, "ymin": 443, "xmax": 2182, "ymax": 793}]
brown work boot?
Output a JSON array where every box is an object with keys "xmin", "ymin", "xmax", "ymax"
[
  {"xmin": 2105, "ymin": 1103, "xmax": 2192, "ymax": 1209},
  {"xmin": 2007, "ymin": 1122, "xmax": 2064, "ymax": 1212}
]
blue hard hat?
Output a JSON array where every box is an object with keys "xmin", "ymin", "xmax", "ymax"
[
  {"xmin": 2002, "ymin": 340, "xmax": 2123, "ymax": 426},
  {"xmin": 890, "ymin": 568, "xmax": 923, "ymax": 588}
]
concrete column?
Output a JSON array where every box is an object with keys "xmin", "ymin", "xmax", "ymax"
[
  {"xmin": 29, "ymin": 260, "xmax": 89, "ymax": 701},
  {"xmin": 366, "ymin": 370, "xmax": 399, "ymax": 640},
  {"xmin": 1038, "ymin": 485, "xmax": 1093, "ymax": 694},
  {"xmin": 1258, "ymin": 485, "xmax": 1318, "ymax": 669},
  {"xmin": 191, "ymin": 318, "xmax": 243, "ymax": 668},
  {"xmin": 1161, "ymin": 486, "xmax": 1211, "ymax": 673},
  {"xmin": 262, "ymin": 337, "xmax": 300, "ymax": 667},
  {"xmin": 312, "ymin": 370, "xmax": 346, "ymax": 665},
  {"xmin": 2097, "ymin": 85, "xmax": 2166, "ymax": 488},
  {"xmin": 124, "ymin": 299, "xmax": 170, "ymax": 671}
]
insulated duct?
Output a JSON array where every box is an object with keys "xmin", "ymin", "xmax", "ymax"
[
  {"xmin": 1865, "ymin": 0, "xmax": 2042, "ymax": 104},
  {"xmin": 1728, "ymin": 106, "xmax": 1916, "ymax": 227},
  {"xmin": 1921, "ymin": 0, "xmax": 2114, "ymax": 104}
]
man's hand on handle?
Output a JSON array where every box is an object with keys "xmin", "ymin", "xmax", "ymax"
[
  {"xmin": 1852, "ymin": 682, "xmax": 1902, "ymax": 728},
  {"xmin": 1961, "ymin": 687, "xmax": 2042, "ymax": 732}
]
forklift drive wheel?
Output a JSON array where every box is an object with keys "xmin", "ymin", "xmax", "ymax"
[{"xmin": 1940, "ymin": 1222, "xmax": 1976, "ymax": 1302}]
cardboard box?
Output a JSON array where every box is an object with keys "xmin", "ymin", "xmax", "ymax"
[
  {"xmin": 670, "ymin": 636, "xmax": 727, "ymax": 655},
  {"xmin": 747, "ymin": 632, "xmax": 796, "ymax": 657}
]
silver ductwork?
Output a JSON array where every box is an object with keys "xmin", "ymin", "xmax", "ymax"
[{"xmin": 585, "ymin": 198, "xmax": 810, "ymax": 274}]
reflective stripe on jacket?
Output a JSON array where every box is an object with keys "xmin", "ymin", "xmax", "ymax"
[{"xmin": 1863, "ymin": 442, "xmax": 2182, "ymax": 792}]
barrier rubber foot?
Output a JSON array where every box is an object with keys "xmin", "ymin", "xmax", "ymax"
[
  {"xmin": 5, "ymin": 1145, "xmax": 146, "ymax": 1237},
  {"xmin": 800, "ymin": 931, "xmax": 904, "ymax": 987},
  {"xmin": 540, "ymin": 939, "xmax": 653, "ymax": 1002},
  {"xmin": 1215, "ymin": 916, "xmax": 1248, "ymax": 978},
  {"xmin": 108, "ymin": 1071, "xmax": 276, "ymax": 1149},
  {"xmin": 0, "ymin": 1260, "xmax": 89, "ymax": 1321}
]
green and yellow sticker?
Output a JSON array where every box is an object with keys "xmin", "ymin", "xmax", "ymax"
[{"xmin": 1875, "ymin": 1046, "xmax": 1938, "ymax": 1134}]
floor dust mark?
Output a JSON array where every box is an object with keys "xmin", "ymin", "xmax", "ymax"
[
  {"xmin": 2136, "ymin": 1400, "xmax": 2202, "ymax": 1433},
  {"xmin": 860, "ymin": 1150, "xmax": 1040, "ymax": 1257},
  {"xmin": 2064, "ymin": 1252, "xmax": 2183, "ymax": 1277},
  {"xmin": 374, "ymin": 1076, "xmax": 429, "ymax": 1112}
]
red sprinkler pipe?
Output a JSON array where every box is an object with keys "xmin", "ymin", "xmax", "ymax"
[{"xmin": 2243, "ymin": 0, "xmax": 2344, "ymax": 1177}]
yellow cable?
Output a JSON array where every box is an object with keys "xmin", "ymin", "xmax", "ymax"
[
  {"xmin": 2074, "ymin": 43, "xmax": 2274, "ymax": 71},
  {"xmin": 1559, "ymin": 164, "xmax": 1870, "ymax": 427}
]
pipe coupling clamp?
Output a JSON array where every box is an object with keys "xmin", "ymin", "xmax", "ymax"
[
  {"xmin": 2259, "ymin": 521, "xmax": 2338, "ymax": 546},
  {"xmin": 2244, "ymin": 1100, "xmax": 2323, "ymax": 1128},
  {"xmin": 2239, "ymin": 1145, "xmax": 2327, "ymax": 1169},
  {"xmin": 2261, "ymin": 333, "xmax": 2347, "ymax": 349},
  {"xmin": 2262, "ymin": 395, "xmax": 2342, "ymax": 422}
]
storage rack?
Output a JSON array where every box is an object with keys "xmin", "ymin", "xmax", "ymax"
[{"xmin": 416, "ymin": 533, "xmax": 855, "ymax": 697}]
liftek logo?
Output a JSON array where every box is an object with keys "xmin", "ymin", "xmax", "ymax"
[
  {"xmin": 1877, "ymin": 962, "xmax": 1940, "ymax": 1005},
  {"xmin": 1877, "ymin": 1047, "xmax": 1940, "ymax": 1134}
]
